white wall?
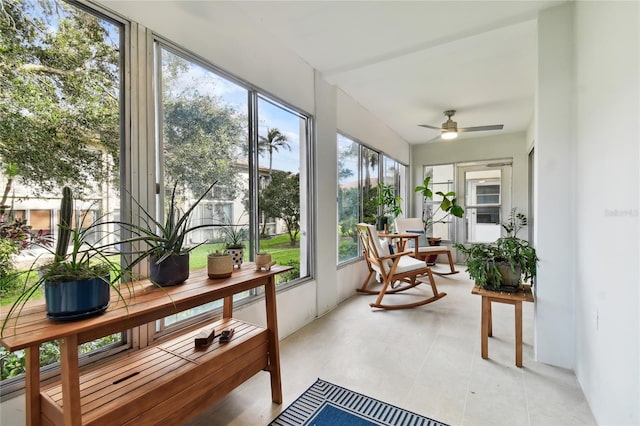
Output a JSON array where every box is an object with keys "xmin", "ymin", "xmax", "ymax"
[
  {"xmin": 573, "ymin": 2, "xmax": 640, "ymax": 424},
  {"xmin": 535, "ymin": 2, "xmax": 576, "ymax": 370},
  {"xmin": 98, "ymin": 1, "xmax": 315, "ymax": 115},
  {"xmin": 411, "ymin": 132, "xmax": 530, "ymax": 219},
  {"xmin": 314, "ymin": 72, "xmax": 339, "ymax": 315},
  {"xmin": 337, "ymin": 89, "xmax": 410, "ymax": 164}
]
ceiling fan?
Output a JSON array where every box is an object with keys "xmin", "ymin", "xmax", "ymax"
[{"xmin": 418, "ymin": 110, "xmax": 504, "ymax": 140}]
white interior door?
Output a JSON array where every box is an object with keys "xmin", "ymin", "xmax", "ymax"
[{"xmin": 457, "ymin": 161, "xmax": 512, "ymax": 243}]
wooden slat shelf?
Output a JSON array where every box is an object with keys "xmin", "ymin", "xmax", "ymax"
[
  {"xmin": 40, "ymin": 318, "xmax": 267, "ymax": 426},
  {"xmin": 0, "ymin": 263, "xmax": 291, "ymax": 426}
]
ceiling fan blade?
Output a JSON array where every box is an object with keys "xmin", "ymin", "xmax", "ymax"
[
  {"xmin": 458, "ymin": 124, "xmax": 504, "ymax": 133},
  {"xmin": 418, "ymin": 124, "xmax": 442, "ymax": 131}
]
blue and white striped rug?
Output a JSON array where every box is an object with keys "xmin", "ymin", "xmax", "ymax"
[{"xmin": 269, "ymin": 379, "xmax": 448, "ymax": 426}]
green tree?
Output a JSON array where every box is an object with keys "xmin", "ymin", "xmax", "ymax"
[
  {"xmin": 162, "ymin": 95, "xmax": 246, "ymax": 198},
  {"xmin": 258, "ymin": 128, "xmax": 290, "ymax": 178},
  {"xmin": 261, "ymin": 171, "xmax": 300, "ymax": 246},
  {"xmin": 160, "ymin": 50, "xmax": 247, "ymax": 205},
  {"xmin": 0, "ymin": 0, "xmax": 120, "ymax": 196}
]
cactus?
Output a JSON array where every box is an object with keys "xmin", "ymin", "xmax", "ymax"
[{"xmin": 54, "ymin": 186, "xmax": 73, "ymax": 261}]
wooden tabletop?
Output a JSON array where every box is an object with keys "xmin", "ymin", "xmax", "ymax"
[
  {"xmin": 377, "ymin": 232, "xmax": 421, "ymax": 238},
  {"xmin": 0, "ymin": 264, "xmax": 292, "ymax": 352},
  {"xmin": 471, "ymin": 285, "xmax": 534, "ymax": 303}
]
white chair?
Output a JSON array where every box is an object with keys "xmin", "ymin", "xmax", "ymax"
[
  {"xmin": 355, "ymin": 223, "xmax": 446, "ymax": 309},
  {"xmin": 394, "ymin": 217, "xmax": 459, "ymax": 275}
]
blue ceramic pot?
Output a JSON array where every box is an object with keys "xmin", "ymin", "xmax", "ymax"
[
  {"xmin": 45, "ymin": 275, "xmax": 111, "ymax": 321},
  {"xmin": 149, "ymin": 253, "xmax": 190, "ymax": 286}
]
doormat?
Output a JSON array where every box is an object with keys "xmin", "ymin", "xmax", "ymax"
[{"xmin": 269, "ymin": 378, "xmax": 448, "ymax": 426}]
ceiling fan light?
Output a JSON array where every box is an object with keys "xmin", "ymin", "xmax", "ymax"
[{"xmin": 441, "ymin": 130, "xmax": 458, "ymax": 140}]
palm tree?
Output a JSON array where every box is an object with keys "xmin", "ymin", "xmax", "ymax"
[
  {"xmin": 256, "ymin": 128, "xmax": 291, "ymax": 237},
  {"xmin": 258, "ymin": 128, "xmax": 290, "ymax": 178}
]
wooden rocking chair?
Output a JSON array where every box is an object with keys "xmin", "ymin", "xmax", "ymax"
[{"xmin": 355, "ymin": 223, "xmax": 446, "ymax": 310}]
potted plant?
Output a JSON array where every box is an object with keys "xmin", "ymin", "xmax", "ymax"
[
  {"xmin": 455, "ymin": 209, "xmax": 538, "ymax": 292},
  {"xmin": 2, "ymin": 187, "xmax": 132, "ymax": 326},
  {"xmin": 414, "ymin": 176, "xmax": 464, "ymax": 235},
  {"xmin": 255, "ymin": 250, "xmax": 275, "ymax": 271},
  {"xmin": 125, "ymin": 181, "xmax": 218, "ymax": 286},
  {"xmin": 207, "ymin": 250, "xmax": 233, "ymax": 278},
  {"xmin": 221, "ymin": 216, "xmax": 247, "ymax": 269},
  {"xmin": 414, "ymin": 176, "xmax": 464, "ymax": 262},
  {"xmin": 373, "ymin": 183, "xmax": 402, "ymax": 231}
]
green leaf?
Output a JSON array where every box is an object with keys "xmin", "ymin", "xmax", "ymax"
[{"xmin": 450, "ymin": 205, "xmax": 464, "ymax": 218}]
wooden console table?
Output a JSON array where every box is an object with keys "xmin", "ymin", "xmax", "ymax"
[
  {"xmin": 0, "ymin": 264, "xmax": 291, "ymax": 425},
  {"xmin": 471, "ymin": 285, "xmax": 534, "ymax": 367}
]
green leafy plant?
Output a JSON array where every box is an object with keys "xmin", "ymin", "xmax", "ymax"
[
  {"xmin": 2, "ymin": 187, "xmax": 134, "ymax": 332},
  {"xmin": 373, "ymin": 183, "xmax": 403, "ymax": 219},
  {"xmin": 414, "ymin": 176, "xmax": 464, "ymax": 234},
  {"xmin": 221, "ymin": 216, "xmax": 248, "ymax": 250},
  {"xmin": 125, "ymin": 181, "xmax": 219, "ymax": 264},
  {"xmin": 455, "ymin": 209, "xmax": 538, "ymax": 290},
  {"xmin": 208, "ymin": 250, "xmax": 229, "ymax": 257}
]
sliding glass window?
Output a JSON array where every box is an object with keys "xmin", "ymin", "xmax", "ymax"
[
  {"xmin": 0, "ymin": 0, "xmax": 126, "ymax": 388},
  {"xmin": 154, "ymin": 44, "xmax": 311, "ymax": 331},
  {"xmin": 337, "ymin": 134, "xmax": 406, "ymax": 264}
]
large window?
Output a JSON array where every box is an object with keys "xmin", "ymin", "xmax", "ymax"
[
  {"xmin": 0, "ymin": 0, "xmax": 313, "ymax": 390},
  {"xmin": 337, "ymin": 134, "xmax": 406, "ymax": 263},
  {"xmin": 337, "ymin": 136, "xmax": 360, "ymax": 262},
  {"xmin": 422, "ymin": 164, "xmax": 456, "ymax": 241},
  {"xmin": 257, "ymin": 97, "xmax": 309, "ymax": 282},
  {"xmin": 154, "ymin": 44, "xmax": 310, "ymax": 331},
  {"xmin": 0, "ymin": 0, "xmax": 125, "ymax": 388}
]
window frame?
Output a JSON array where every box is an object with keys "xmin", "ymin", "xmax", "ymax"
[{"xmin": 151, "ymin": 37, "xmax": 314, "ymax": 337}]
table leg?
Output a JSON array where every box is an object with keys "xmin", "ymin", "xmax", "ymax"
[
  {"xmin": 488, "ymin": 300, "xmax": 493, "ymax": 337},
  {"xmin": 446, "ymin": 251, "xmax": 456, "ymax": 273},
  {"xmin": 223, "ymin": 295, "xmax": 233, "ymax": 318},
  {"xmin": 481, "ymin": 296, "xmax": 490, "ymax": 359},
  {"xmin": 25, "ymin": 345, "xmax": 41, "ymax": 426},
  {"xmin": 264, "ymin": 276, "xmax": 282, "ymax": 404},
  {"xmin": 60, "ymin": 335, "xmax": 82, "ymax": 425},
  {"xmin": 515, "ymin": 301, "xmax": 523, "ymax": 367}
]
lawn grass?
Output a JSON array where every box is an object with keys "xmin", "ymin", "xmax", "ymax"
[
  {"xmin": 1, "ymin": 234, "xmax": 301, "ymax": 307},
  {"xmin": 188, "ymin": 233, "xmax": 300, "ymax": 269}
]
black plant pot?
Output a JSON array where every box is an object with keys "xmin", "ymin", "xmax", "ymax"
[
  {"xmin": 376, "ymin": 217, "xmax": 388, "ymax": 231},
  {"xmin": 45, "ymin": 275, "xmax": 111, "ymax": 322},
  {"xmin": 150, "ymin": 253, "xmax": 190, "ymax": 287}
]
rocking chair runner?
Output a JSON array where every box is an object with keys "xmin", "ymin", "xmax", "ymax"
[{"xmin": 355, "ymin": 223, "xmax": 446, "ymax": 309}]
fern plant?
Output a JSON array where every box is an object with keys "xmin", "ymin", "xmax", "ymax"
[{"xmin": 455, "ymin": 209, "xmax": 538, "ymax": 290}]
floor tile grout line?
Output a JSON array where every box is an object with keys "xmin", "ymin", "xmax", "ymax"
[
  {"xmin": 522, "ymin": 366, "xmax": 532, "ymax": 426},
  {"xmin": 460, "ymin": 347, "xmax": 476, "ymax": 426}
]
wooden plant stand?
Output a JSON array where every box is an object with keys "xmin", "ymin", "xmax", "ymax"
[
  {"xmin": 0, "ymin": 264, "xmax": 291, "ymax": 425},
  {"xmin": 471, "ymin": 285, "xmax": 534, "ymax": 367}
]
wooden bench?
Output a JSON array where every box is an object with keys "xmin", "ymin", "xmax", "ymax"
[{"xmin": 0, "ymin": 264, "xmax": 291, "ymax": 426}]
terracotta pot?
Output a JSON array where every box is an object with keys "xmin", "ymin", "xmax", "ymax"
[{"xmin": 426, "ymin": 237, "xmax": 442, "ymax": 264}]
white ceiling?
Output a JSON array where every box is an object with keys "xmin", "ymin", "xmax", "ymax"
[{"xmin": 232, "ymin": 0, "xmax": 566, "ymax": 144}]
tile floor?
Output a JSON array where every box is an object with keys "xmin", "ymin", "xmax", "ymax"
[{"xmin": 1, "ymin": 269, "xmax": 597, "ymax": 425}]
